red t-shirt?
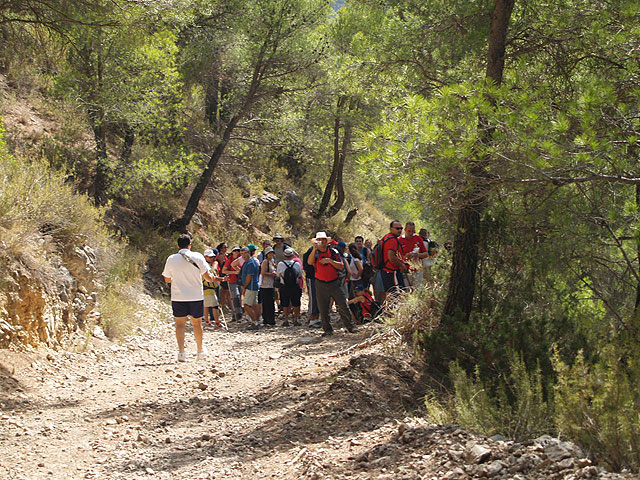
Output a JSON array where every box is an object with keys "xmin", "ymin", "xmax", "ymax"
[
  {"xmin": 398, "ymin": 234, "xmax": 427, "ymax": 260},
  {"xmin": 314, "ymin": 248, "xmax": 340, "ymax": 282},
  {"xmin": 382, "ymin": 233, "xmax": 403, "ymax": 272},
  {"xmin": 224, "ymin": 256, "xmax": 239, "ymax": 284}
]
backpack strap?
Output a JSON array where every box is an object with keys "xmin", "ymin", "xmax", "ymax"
[{"xmin": 180, "ymin": 251, "xmax": 200, "ymax": 271}]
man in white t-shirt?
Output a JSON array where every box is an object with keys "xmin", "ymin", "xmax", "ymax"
[{"xmin": 162, "ymin": 234, "xmax": 215, "ymax": 362}]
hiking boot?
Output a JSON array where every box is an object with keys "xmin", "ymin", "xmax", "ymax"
[
  {"xmin": 321, "ymin": 330, "xmax": 334, "ymax": 337},
  {"xmin": 347, "ymin": 326, "xmax": 359, "ymax": 333},
  {"xmin": 282, "ymin": 320, "xmax": 290, "ymax": 327},
  {"xmin": 248, "ymin": 323, "xmax": 260, "ymax": 331},
  {"xmin": 309, "ymin": 320, "xmax": 322, "ymax": 329},
  {"xmin": 293, "ymin": 319, "xmax": 301, "ymax": 326},
  {"xmin": 177, "ymin": 351, "xmax": 186, "ymax": 362}
]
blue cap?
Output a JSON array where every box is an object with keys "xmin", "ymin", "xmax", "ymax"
[
  {"xmin": 337, "ymin": 241, "xmax": 347, "ymax": 248},
  {"xmin": 355, "ymin": 284, "xmax": 366, "ymax": 291},
  {"xmin": 211, "ymin": 248, "xmax": 219, "ymax": 256}
]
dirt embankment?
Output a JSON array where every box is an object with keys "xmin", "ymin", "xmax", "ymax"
[{"xmin": 0, "ymin": 318, "xmax": 634, "ymax": 480}]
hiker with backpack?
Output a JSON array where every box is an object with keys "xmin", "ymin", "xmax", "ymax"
[
  {"xmin": 302, "ymin": 245, "xmax": 321, "ymax": 327},
  {"xmin": 347, "ymin": 243, "xmax": 364, "ymax": 292},
  {"xmin": 203, "ymin": 248, "xmax": 224, "ymax": 327},
  {"xmin": 307, "ymin": 232, "xmax": 358, "ymax": 337},
  {"xmin": 355, "ymin": 235, "xmax": 373, "ymax": 266},
  {"xmin": 276, "ymin": 248, "xmax": 303, "ymax": 326},
  {"xmin": 215, "ymin": 243, "xmax": 232, "ymax": 313},
  {"xmin": 373, "ymin": 220, "xmax": 409, "ymax": 303},
  {"xmin": 348, "ymin": 284, "xmax": 382, "ymax": 323},
  {"xmin": 336, "ymin": 241, "xmax": 354, "ymax": 300}
]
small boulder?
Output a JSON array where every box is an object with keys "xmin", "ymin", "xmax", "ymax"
[{"xmin": 466, "ymin": 443, "xmax": 492, "ymax": 464}]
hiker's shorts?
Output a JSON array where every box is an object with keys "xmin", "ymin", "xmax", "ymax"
[{"xmin": 172, "ymin": 300, "xmax": 204, "ymax": 318}]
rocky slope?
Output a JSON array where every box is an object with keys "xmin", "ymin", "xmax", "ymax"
[{"xmin": 0, "ymin": 244, "xmax": 100, "ymax": 349}]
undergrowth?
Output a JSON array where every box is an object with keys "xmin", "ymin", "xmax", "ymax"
[{"xmin": 0, "ymin": 118, "xmax": 148, "ymax": 341}]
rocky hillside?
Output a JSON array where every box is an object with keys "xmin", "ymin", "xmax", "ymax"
[{"xmin": 0, "ymin": 244, "xmax": 100, "ymax": 348}]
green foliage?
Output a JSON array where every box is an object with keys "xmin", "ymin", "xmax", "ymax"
[
  {"xmin": 0, "ymin": 119, "xmax": 107, "ymax": 247},
  {"xmin": 444, "ymin": 354, "xmax": 553, "ymax": 442},
  {"xmin": 554, "ymin": 348, "xmax": 640, "ymax": 471}
]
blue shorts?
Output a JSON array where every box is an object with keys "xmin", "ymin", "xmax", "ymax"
[{"xmin": 172, "ymin": 300, "xmax": 204, "ymax": 318}]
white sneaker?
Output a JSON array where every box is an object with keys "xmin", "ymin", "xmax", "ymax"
[
  {"xmin": 177, "ymin": 351, "xmax": 186, "ymax": 362},
  {"xmin": 196, "ymin": 347, "xmax": 208, "ymax": 361}
]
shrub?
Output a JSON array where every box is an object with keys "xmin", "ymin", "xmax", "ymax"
[
  {"xmin": 0, "ymin": 118, "xmax": 149, "ymax": 341},
  {"xmin": 442, "ymin": 353, "xmax": 553, "ymax": 442},
  {"xmin": 554, "ymin": 347, "xmax": 640, "ymax": 471}
]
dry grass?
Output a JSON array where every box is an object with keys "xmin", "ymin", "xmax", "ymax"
[{"xmin": 385, "ymin": 280, "xmax": 444, "ymax": 343}]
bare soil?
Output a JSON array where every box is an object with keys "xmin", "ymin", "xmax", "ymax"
[
  {"xmin": 0, "ymin": 317, "xmax": 423, "ymax": 480},
  {"xmin": 1, "ymin": 317, "xmax": 634, "ymax": 480}
]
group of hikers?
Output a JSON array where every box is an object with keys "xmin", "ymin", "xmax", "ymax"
[{"xmin": 161, "ymin": 221, "xmax": 439, "ymax": 361}]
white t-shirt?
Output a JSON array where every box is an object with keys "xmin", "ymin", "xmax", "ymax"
[
  {"xmin": 349, "ymin": 257, "xmax": 362, "ymax": 281},
  {"xmin": 162, "ymin": 249, "xmax": 210, "ymax": 301}
]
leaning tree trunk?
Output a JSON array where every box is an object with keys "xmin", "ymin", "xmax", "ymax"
[
  {"xmin": 91, "ymin": 114, "xmax": 108, "ymax": 206},
  {"xmin": 442, "ymin": 0, "xmax": 515, "ymax": 321},
  {"xmin": 169, "ymin": 33, "xmax": 272, "ymax": 232},
  {"xmin": 316, "ymin": 96, "xmax": 347, "ymax": 218},
  {"xmin": 169, "ymin": 112, "xmax": 242, "ymax": 232}
]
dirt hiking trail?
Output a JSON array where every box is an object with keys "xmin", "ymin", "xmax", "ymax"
[{"xmin": 0, "ymin": 318, "xmax": 634, "ymax": 480}]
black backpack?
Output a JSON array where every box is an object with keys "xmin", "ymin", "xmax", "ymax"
[
  {"xmin": 282, "ymin": 261, "xmax": 298, "ymax": 288},
  {"xmin": 372, "ymin": 236, "xmax": 396, "ymax": 270}
]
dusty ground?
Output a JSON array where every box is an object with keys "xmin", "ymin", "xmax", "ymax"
[
  {"xmin": 0, "ymin": 314, "xmax": 635, "ymax": 480},
  {"xmin": 0, "ymin": 314, "xmax": 421, "ymax": 480}
]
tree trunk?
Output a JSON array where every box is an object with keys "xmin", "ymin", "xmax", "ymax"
[
  {"xmin": 169, "ymin": 112, "xmax": 242, "ymax": 232},
  {"xmin": 442, "ymin": 0, "xmax": 515, "ymax": 321},
  {"xmin": 169, "ymin": 33, "xmax": 273, "ymax": 232},
  {"xmin": 205, "ymin": 76, "xmax": 219, "ymax": 128},
  {"xmin": 327, "ymin": 110, "xmax": 352, "ymax": 218},
  {"xmin": 89, "ymin": 42, "xmax": 108, "ymax": 205},
  {"xmin": 635, "ymin": 183, "xmax": 640, "ymax": 312},
  {"xmin": 343, "ymin": 208, "xmax": 358, "ymax": 225},
  {"xmin": 316, "ymin": 95, "xmax": 347, "ymax": 218},
  {"xmin": 91, "ymin": 112, "xmax": 108, "ymax": 205},
  {"xmin": 119, "ymin": 124, "xmax": 135, "ymax": 165},
  {"xmin": 328, "ymin": 98, "xmax": 357, "ymax": 218}
]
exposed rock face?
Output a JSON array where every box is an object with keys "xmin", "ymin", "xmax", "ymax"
[
  {"xmin": 0, "ymin": 245, "xmax": 99, "ymax": 348},
  {"xmin": 248, "ymin": 192, "xmax": 281, "ymax": 212},
  {"xmin": 284, "ymin": 190, "xmax": 304, "ymax": 220}
]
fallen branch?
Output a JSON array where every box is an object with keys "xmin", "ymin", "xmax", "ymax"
[{"xmin": 327, "ymin": 328, "xmax": 401, "ymax": 357}]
